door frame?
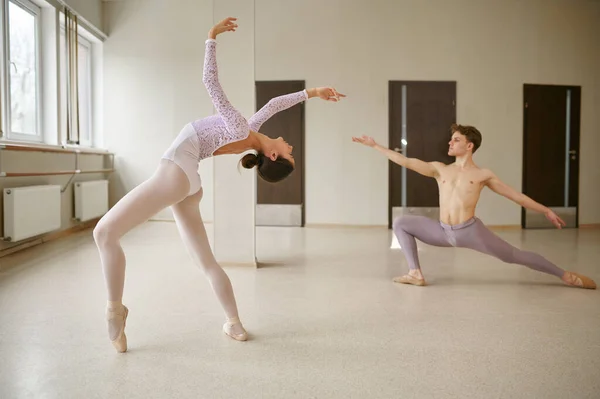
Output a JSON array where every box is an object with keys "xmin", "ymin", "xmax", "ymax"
[
  {"xmin": 388, "ymin": 80, "xmax": 456, "ymax": 228},
  {"xmin": 255, "ymin": 80, "xmax": 306, "ymax": 227},
  {"xmin": 521, "ymin": 83, "xmax": 581, "ymax": 229}
]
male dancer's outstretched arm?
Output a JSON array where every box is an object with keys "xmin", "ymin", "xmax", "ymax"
[
  {"xmin": 351, "ymin": 135, "xmax": 443, "ymax": 178},
  {"xmin": 483, "ymin": 170, "xmax": 566, "ymax": 229}
]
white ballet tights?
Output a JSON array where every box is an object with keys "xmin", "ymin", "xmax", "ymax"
[
  {"xmin": 171, "ymin": 187, "xmax": 242, "ymax": 324},
  {"xmin": 94, "ymin": 160, "xmax": 245, "ymax": 340}
]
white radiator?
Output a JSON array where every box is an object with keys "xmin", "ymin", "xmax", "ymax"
[
  {"xmin": 3, "ymin": 185, "xmax": 62, "ymax": 242},
  {"xmin": 74, "ymin": 180, "xmax": 109, "ymax": 222}
]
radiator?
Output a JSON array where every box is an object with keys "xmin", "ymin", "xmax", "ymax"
[
  {"xmin": 3, "ymin": 185, "xmax": 62, "ymax": 242},
  {"xmin": 74, "ymin": 180, "xmax": 109, "ymax": 222}
]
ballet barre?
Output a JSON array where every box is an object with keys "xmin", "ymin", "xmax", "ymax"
[
  {"xmin": 0, "ymin": 169, "xmax": 114, "ymax": 177},
  {"xmin": 0, "ymin": 143, "xmax": 115, "ymax": 192}
]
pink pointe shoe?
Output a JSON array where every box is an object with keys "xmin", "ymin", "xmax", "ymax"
[
  {"xmin": 393, "ymin": 274, "xmax": 426, "ymax": 286},
  {"xmin": 223, "ymin": 317, "xmax": 248, "ymax": 341},
  {"xmin": 563, "ymin": 272, "xmax": 596, "ymax": 289},
  {"xmin": 106, "ymin": 305, "xmax": 129, "ymax": 353}
]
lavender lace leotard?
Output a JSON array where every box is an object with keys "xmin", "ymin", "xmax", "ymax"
[{"xmin": 162, "ymin": 39, "xmax": 308, "ymax": 196}]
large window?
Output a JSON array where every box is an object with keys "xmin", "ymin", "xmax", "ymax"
[
  {"xmin": 5, "ymin": 0, "xmax": 41, "ymax": 141},
  {"xmin": 0, "ymin": 0, "xmax": 102, "ymax": 147}
]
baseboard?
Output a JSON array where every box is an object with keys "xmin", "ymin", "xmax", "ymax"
[
  {"xmin": 0, "ymin": 218, "xmax": 100, "ymax": 259},
  {"xmin": 306, "ymin": 223, "xmax": 523, "ymax": 230},
  {"xmin": 0, "ymin": 238, "xmax": 43, "ymax": 258},
  {"xmin": 304, "ymin": 223, "xmax": 386, "ymax": 229},
  {"xmin": 221, "ymin": 261, "xmax": 257, "ymax": 268},
  {"xmin": 149, "ymin": 218, "xmax": 213, "ymax": 225},
  {"xmin": 486, "ymin": 224, "xmax": 600, "ymax": 230},
  {"xmin": 487, "ymin": 225, "xmax": 522, "ymax": 230},
  {"xmin": 150, "ymin": 220, "xmax": 594, "ymax": 230},
  {"xmin": 148, "ymin": 217, "xmax": 175, "ymax": 222}
]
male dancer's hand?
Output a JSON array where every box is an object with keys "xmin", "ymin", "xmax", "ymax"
[
  {"xmin": 209, "ymin": 17, "xmax": 238, "ymax": 39},
  {"xmin": 351, "ymin": 135, "xmax": 377, "ymax": 147},
  {"xmin": 544, "ymin": 209, "xmax": 566, "ymax": 229}
]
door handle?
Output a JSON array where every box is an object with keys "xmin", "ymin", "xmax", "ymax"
[{"xmin": 569, "ymin": 150, "xmax": 577, "ymax": 154}]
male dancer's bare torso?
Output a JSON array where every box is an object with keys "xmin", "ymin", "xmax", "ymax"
[{"xmin": 433, "ymin": 163, "xmax": 493, "ymax": 225}]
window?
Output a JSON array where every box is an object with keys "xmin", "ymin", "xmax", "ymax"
[
  {"xmin": 60, "ymin": 28, "xmax": 93, "ymax": 146},
  {"xmin": 0, "ymin": 1, "xmax": 102, "ymax": 147},
  {"xmin": 5, "ymin": 0, "xmax": 42, "ymax": 141}
]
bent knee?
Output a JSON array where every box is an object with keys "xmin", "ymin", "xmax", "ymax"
[
  {"xmin": 393, "ymin": 215, "xmax": 417, "ymax": 232},
  {"xmin": 93, "ymin": 220, "xmax": 120, "ymax": 246}
]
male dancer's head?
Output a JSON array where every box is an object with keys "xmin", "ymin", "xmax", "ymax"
[{"xmin": 448, "ymin": 124, "xmax": 482, "ymax": 159}]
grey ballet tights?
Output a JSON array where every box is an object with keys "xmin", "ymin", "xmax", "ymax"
[{"xmin": 392, "ymin": 215, "xmax": 565, "ymax": 278}]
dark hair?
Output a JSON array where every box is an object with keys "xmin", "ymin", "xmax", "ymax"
[
  {"xmin": 450, "ymin": 123, "xmax": 482, "ymax": 153},
  {"xmin": 240, "ymin": 152, "xmax": 294, "ymax": 183}
]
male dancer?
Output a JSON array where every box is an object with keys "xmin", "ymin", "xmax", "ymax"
[{"xmin": 352, "ymin": 124, "xmax": 596, "ymax": 289}]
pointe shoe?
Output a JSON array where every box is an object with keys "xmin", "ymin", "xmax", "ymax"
[
  {"xmin": 106, "ymin": 305, "xmax": 129, "ymax": 353},
  {"xmin": 223, "ymin": 317, "xmax": 248, "ymax": 341},
  {"xmin": 564, "ymin": 272, "xmax": 596, "ymax": 290},
  {"xmin": 393, "ymin": 274, "xmax": 426, "ymax": 286}
]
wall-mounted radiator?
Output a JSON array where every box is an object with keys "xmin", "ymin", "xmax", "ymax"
[
  {"xmin": 74, "ymin": 180, "xmax": 109, "ymax": 222},
  {"xmin": 3, "ymin": 185, "xmax": 62, "ymax": 242}
]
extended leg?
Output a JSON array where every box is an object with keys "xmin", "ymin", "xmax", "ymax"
[
  {"xmin": 392, "ymin": 215, "xmax": 453, "ymax": 285},
  {"xmin": 455, "ymin": 219, "xmax": 596, "ymax": 289},
  {"xmin": 94, "ymin": 160, "xmax": 190, "ymax": 302},
  {"xmin": 93, "ymin": 160, "xmax": 190, "ymax": 352},
  {"xmin": 171, "ymin": 188, "xmax": 248, "ymax": 341}
]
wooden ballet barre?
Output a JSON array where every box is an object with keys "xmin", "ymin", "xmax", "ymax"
[
  {"xmin": 0, "ymin": 143, "xmax": 113, "ymax": 156},
  {"xmin": 0, "ymin": 169, "xmax": 114, "ymax": 177}
]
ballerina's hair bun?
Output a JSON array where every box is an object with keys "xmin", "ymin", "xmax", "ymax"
[
  {"xmin": 238, "ymin": 151, "xmax": 294, "ymax": 183},
  {"xmin": 241, "ymin": 153, "xmax": 262, "ymax": 169}
]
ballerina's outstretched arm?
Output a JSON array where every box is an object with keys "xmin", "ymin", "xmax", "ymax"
[
  {"xmin": 248, "ymin": 87, "xmax": 345, "ymax": 131},
  {"xmin": 202, "ymin": 17, "xmax": 248, "ymax": 140}
]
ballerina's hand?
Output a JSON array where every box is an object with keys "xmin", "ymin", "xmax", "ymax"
[
  {"xmin": 316, "ymin": 87, "xmax": 346, "ymax": 102},
  {"xmin": 209, "ymin": 17, "xmax": 238, "ymax": 38}
]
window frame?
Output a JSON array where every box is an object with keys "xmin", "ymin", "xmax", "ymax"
[
  {"xmin": 2, "ymin": 0, "xmax": 43, "ymax": 143},
  {"xmin": 59, "ymin": 23, "xmax": 93, "ymax": 147},
  {"xmin": 76, "ymin": 34, "xmax": 92, "ymax": 147}
]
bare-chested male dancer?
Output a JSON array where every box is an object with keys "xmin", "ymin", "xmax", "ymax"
[{"xmin": 352, "ymin": 124, "xmax": 596, "ymax": 289}]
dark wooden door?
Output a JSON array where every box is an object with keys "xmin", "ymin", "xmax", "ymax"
[
  {"xmin": 255, "ymin": 81, "xmax": 305, "ymax": 226},
  {"xmin": 389, "ymin": 81, "xmax": 456, "ymax": 227},
  {"xmin": 522, "ymin": 84, "xmax": 580, "ymax": 228}
]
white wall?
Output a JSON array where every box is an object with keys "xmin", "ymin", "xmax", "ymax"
[
  {"xmin": 103, "ymin": 0, "xmax": 215, "ymax": 221},
  {"xmin": 103, "ymin": 0, "xmax": 600, "ymax": 227},
  {"xmin": 255, "ymin": 0, "xmax": 600, "ymax": 226},
  {"xmin": 63, "ymin": 0, "xmax": 103, "ymax": 31}
]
